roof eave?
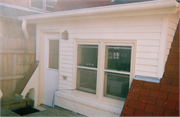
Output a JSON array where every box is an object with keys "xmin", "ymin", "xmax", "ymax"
[{"xmin": 18, "ymin": 0, "xmax": 179, "ymax": 23}]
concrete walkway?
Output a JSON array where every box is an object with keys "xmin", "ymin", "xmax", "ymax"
[{"xmin": 1, "ymin": 104, "xmax": 86, "ymax": 117}]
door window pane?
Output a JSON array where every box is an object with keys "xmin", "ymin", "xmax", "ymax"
[
  {"xmin": 31, "ymin": 0, "xmax": 43, "ymax": 9},
  {"xmin": 104, "ymin": 72, "xmax": 129, "ymax": 99},
  {"xmin": 49, "ymin": 40, "xmax": 59, "ymax": 69},
  {"xmin": 77, "ymin": 68, "xmax": 97, "ymax": 94},
  {"xmin": 77, "ymin": 45, "xmax": 98, "ymax": 68},
  {"xmin": 105, "ymin": 46, "xmax": 131, "ymax": 72}
]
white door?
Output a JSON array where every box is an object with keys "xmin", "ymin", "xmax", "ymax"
[{"xmin": 43, "ymin": 34, "xmax": 59, "ymax": 107}]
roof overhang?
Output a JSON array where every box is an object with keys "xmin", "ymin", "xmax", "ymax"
[{"xmin": 19, "ymin": 0, "xmax": 180, "ymax": 23}]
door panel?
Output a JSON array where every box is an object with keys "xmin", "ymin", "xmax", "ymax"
[{"xmin": 43, "ymin": 34, "xmax": 59, "ymax": 107}]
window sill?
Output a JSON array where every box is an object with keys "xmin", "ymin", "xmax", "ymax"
[{"xmin": 55, "ymin": 90, "xmax": 124, "ymax": 114}]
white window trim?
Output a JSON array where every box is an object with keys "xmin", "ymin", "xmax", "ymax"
[{"xmin": 73, "ymin": 39, "xmax": 137, "ymax": 103}]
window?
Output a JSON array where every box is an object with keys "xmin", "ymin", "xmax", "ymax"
[
  {"xmin": 75, "ymin": 41, "xmax": 134, "ymax": 101},
  {"xmin": 104, "ymin": 46, "xmax": 131, "ymax": 100},
  {"xmin": 48, "ymin": 40, "xmax": 59, "ymax": 69},
  {"xmin": 76, "ymin": 45, "xmax": 98, "ymax": 94},
  {"xmin": 30, "ymin": 0, "xmax": 57, "ymax": 12}
]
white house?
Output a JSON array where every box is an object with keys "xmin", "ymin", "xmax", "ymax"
[{"xmin": 18, "ymin": 0, "xmax": 180, "ymax": 116}]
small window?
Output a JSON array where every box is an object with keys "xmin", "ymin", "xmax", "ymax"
[
  {"xmin": 48, "ymin": 40, "xmax": 59, "ymax": 69},
  {"xmin": 31, "ymin": 0, "xmax": 43, "ymax": 9},
  {"xmin": 76, "ymin": 45, "xmax": 98, "ymax": 94}
]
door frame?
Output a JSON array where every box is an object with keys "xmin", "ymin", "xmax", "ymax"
[{"xmin": 37, "ymin": 29, "xmax": 62, "ymax": 105}]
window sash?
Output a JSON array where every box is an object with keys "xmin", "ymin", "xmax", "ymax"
[{"xmin": 76, "ymin": 44, "xmax": 99, "ymax": 94}]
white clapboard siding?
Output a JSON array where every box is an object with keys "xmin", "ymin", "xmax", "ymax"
[
  {"xmin": 164, "ymin": 14, "xmax": 179, "ymax": 63},
  {"xmin": 37, "ymin": 14, "xmax": 180, "ymax": 89},
  {"xmin": 60, "ymin": 59, "xmax": 74, "ymax": 65},
  {"xmin": 55, "ymin": 16, "xmax": 162, "ymax": 29},
  {"xmin": 136, "ymin": 59, "xmax": 158, "ymax": 66},
  {"xmin": 67, "ymin": 26, "xmax": 162, "ymax": 34},
  {"xmin": 136, "ymin": 65, "xmax": 157, "ymax": 72},
  {"xmin": 61, "ymin": 47, "xmax": 74, "ymax": 52},
  {"xmin": 60, "ymin": 76, "xmax": 73, "ymax": 82},
  {"xmin": 167, "ymin": 28, "xmax": 176, "ymax": 36},
  {"xmin": 69, "ymin": 33, "xmax": 161, "ymax": 40},
  {"xmin": 137, "ymin": 52, "xmax": 159, "ymax": 59},
  {"xmin": 168, "ymin": 21, "xmax": 178, "ymax": 30},
  {"xmin": 61, "ymin": 51, "xmax": 74, "ymax": 56},
  {"xmin": 61, "ymin": 39, "xmax": 74, "ymax": 43},
  {"xmin": 169, "ymin": 15, "xmax": 179, "ymax": 24},
  {"xmin": 138, "ymin": 40, "xmax": 160, "ymax": 46},
  {"xmin": 60, "ymin": 55, "xmax": 74, "ymax": 60},
  {"xmin": 60, "ymin": 67, "xmax": 73, "ymax": 73},
  {"xmin": 59, "ymin": 84, "xmax": 73, "ymax": 89},
  {"xmin": 60, "ymin": 64, "xmax": 73, "ymax": 69},
  {"xmin": 136, "ymin": 71, "xmax": 157, "ymax": 77},
  {"xmin": 137, "ymin": 46, "xmax": 159, "ymax": 52},
  {"xmin": 166, "ymin": 35, "xmax": 174, "ymax": 42},
  {"xmin": 61, "ymin": 42, "xmax": 74, "ymax": 48},
  {"xmin": 60, "ymin": 71, "xmax": 73, "ymax": 77},
  {"xmin": 59, "ymin": 79, "xmax": 73, "ymax": 86},
  {"xmin": 166, "ymin": 41, "xmax": 172, "ymax": 49},
  {"xmin": 165, "ymin": 48, "xmax": 170, "ymax": 56}
]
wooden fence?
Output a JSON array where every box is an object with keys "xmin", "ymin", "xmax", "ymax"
[{"xmin": 0, "ymin": 37, "xmax": 36, "ymax": 103}]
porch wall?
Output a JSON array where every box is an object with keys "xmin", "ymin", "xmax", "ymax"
[{"xmin": 37, "ymin": 14, "xmax": 176, "ymax": 90}]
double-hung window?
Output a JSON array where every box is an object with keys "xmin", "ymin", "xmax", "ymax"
[{"xmin": 75, "ymin": 41, "xmax": 133, "ymax": 101}]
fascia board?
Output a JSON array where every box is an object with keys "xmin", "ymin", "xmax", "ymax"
[{"xmin": 18, "ymin": 0, "xmax": 179, "ymax": 22}]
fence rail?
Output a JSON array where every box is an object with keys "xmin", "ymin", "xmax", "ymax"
[{"xmin": 0, "ymin": 37, "xmax": 36, "ymax": 103}]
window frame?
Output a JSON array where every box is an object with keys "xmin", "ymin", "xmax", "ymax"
[{"xmin": 73, "ymin": 39, "xmax": 136, "ymax": 102}]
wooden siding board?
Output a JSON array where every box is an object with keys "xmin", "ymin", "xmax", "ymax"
[
  {"xmin": 60, "ymin": 76, "xmax": 73, "ymax": 82},
  {"xmin": 137, "ymin": 46, "xmax": 159, "ymax": 52},
  {"xmin": 137, "ymin": 52, "xmax": 159, "ymax": 59},
  {"xmin": 138, "ymin": 40, "xmax": 160, "ymax": 46},
  {"xmin": 136, "ymin": 59, "xmax": 158, "ymax": 66},
  {"xmin": 136, "ymin": 71, "xmax": 157, "ymax": 77},
  {"xmin": 69, "ymin": 33, "xmax": 161, "ymax": 40},
  {"xmin": 168, "ymin": 21, "xmax": 178, "ymax": 30},
  {"xmin": 136, "ymin": 65, "xmax": 157, "ymax": 73}
]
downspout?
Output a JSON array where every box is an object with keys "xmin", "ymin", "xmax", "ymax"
[
  {"xmin": 22, "ymin": 19, "xmax": 28, "ymax": 84},
  {"xmin": 22, "ymin": 19, "xmax": 29, "ymax": 39}
]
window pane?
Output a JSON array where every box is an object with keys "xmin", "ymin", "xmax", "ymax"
[
  {"xmin": 49, "ymin": 40, "xmax": 59, "ymax": 69},
  {"xmin": 46, "ymin": 0, "xmax": 56, "ymax": 6},
  {"xmin": 105, "ymin": 46, "xmax": 131, "ymax": 72},
  {"xmin": 77, "ymin": 45, "xmax": 98, "ymax": 68},
  {"xmin": 77, "ymin": 68, "xmax": 97, "ymax": 94},
  {"xmin": 31, "ymin": 0, "xmax": 43, "ymax": 9},
  {"xmin": 104, "ymin": 72, "xmax": 129, "ymax": 99}
]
